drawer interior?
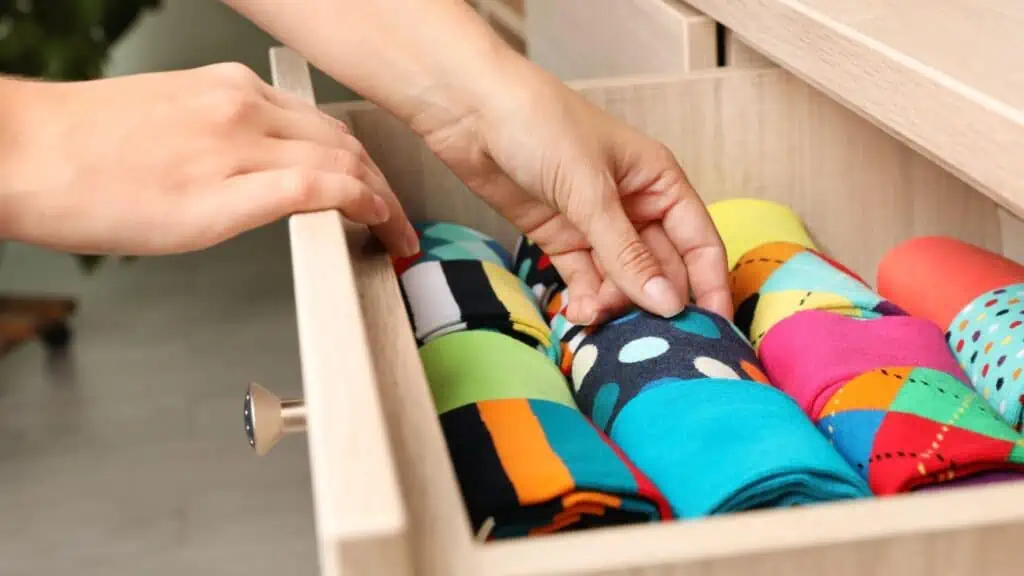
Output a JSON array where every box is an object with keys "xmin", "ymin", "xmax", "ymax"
[
  {"xmin": 328, "ymin": 67, "xmax": 1007, "ymax": 278},
  {"xmin": 316, "ymin": 65, "xmax": 1024, "ymax": 575}
]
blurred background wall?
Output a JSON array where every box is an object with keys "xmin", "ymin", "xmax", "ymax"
[{"xmin": 105, "ymin": 0, "xmax": 357, "ymax": 101}]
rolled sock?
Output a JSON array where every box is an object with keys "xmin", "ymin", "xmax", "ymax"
[
  {"xmin": 399, "ymin": 259, "xmax": 557, "ymax": 360},
  {"xmin": 422, "ymin": 332, "xmax": 670, "ymax": 539},
  {"xmin": 946, "ymin": 284, "xmax": 1024, "ymax": 431},
  {"xmin": 706, "ymin": 198, "xmax": 818, "ymax": 271},
  {"xmin": 419, "ymin": 330, "xmax": 576, "ymax": 413},
  {"xmin": 731, "ymin": 243, "xmax": 899, "ymax": 350},
  {"xmin": 758, "ymin": 311, "xmax": 969, "ymax": 417},
  {"xmin": 565, "ymin": 305, "xmax": 870, "ymax": 517},
  {"xmin": 877, "ymin": 236, "xmax": 1024, "ymax": 329},
  {"xmin": 546, "ymin": 287, "xmax": 595, "ymax": 375},
  {"xmin": 733, "ymin": 239, "xmax": 1024, "ymax": 494},
  {"xmin": 392, "ymin": 220, "xmax": 513, "ymax": 275},
  {"xmin": 879, "ymin": 237, "xmax": 1024, "ymax": 431},
  {"xmin": 513, "ymin": 235, "xmax": 566, "ymax": 307}
]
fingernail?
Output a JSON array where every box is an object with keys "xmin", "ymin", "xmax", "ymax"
[
  {"xmin": 642, "ymin": 276, "xmax": 685, "ymax": 318},
  {"xmin": 371, "ymin": 196, "xmax": 389, "ymax": 224},
  {"xmin": 403, "ymin": 225, "xmax": 420, "ymax": 256},
  {"xmin": 574, "ymin": 296, "xmax": 599, "ymax": 325}
]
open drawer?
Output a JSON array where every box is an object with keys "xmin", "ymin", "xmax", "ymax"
[{"xmin": 255, "ymin": 47, "xmax": 1024, "ymax": 576}]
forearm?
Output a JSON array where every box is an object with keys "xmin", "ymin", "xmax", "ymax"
[
  {"xmin": 222, "ymin": 0, "xmax": 532, "ymax": 136},
  {"xmin": 0, "ymin": 75, "xmax": 32, "ymax": 238}
]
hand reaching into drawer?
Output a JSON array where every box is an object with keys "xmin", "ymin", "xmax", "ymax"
[
  {"xmin": 422, "ymin": 68, "xmax": 733, "ymax": 328},
  {"xmin": 228, "ymin": 0, "xmax": 733, "ymax": 327}
]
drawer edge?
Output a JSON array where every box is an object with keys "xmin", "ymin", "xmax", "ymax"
[{"xmin": 272, "ymin": 47, "xmax": 412, "ymax": 573}]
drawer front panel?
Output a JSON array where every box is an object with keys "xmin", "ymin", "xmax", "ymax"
[{"xmin": 525, "ymin": 0, "xmax": 717, "ymax": 79}]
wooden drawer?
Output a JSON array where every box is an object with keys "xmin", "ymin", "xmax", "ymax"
[{"xmin": 260, "ymin": 48, "xmax": 1024, "ymax": 576}]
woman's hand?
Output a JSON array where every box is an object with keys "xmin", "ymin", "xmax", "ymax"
[
  {"xmin": 423, "ymin": 63, "xmax": 732, "ymax": 324},
  {"xmin": 0, "ymin": 63, "xmax": 418, "ymax": 258}
]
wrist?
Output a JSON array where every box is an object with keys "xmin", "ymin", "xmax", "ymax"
[
  {"xmin": 404, "ymin": 34, "xmax": 535, "ymax": 136},
  {"xmin": 414, "ymin": 46, "xmax": 559, "ymax": 160}
]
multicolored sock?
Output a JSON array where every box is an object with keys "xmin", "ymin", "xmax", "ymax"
[
  {"xmin": 392, "ymin": 220, "xmax": 513, "ymax": 275},
  {"xmin": 946, "ymin": 284, "xmax": 1024, "ymax": 431},
  {"xmin": 711, "ymin": 204, "xmax": 1024, "ymax": 494},
  {"xmin": 421, "ymin": 331, "xmax": 671, "ymax": 539},
  {"xmin": 513, "ymin": 236, "xmax": 566, "ymax": 308},
  {"xmin": 419, "ymin": 330, "xmax": 576, "ymax": 413},
  {"xmin": 760, "ymin": 310, "xmax": 1024, "ymax": 493},
  {"xmin": 399, "ymin": 259, "xmax": 557, "ymax": 360},
  {"xmin": 562, "ymin": 305, "xmax": 870, "ymax": 516},
  {"xmin": 730, "ymin": 241, "xmax": 903, "ymax": 351},
  {"xmin": 545, "ymin": 287, "xmax": 595, "ymax": 375},
  {"xmin": 879, "ymin": 236, "xmax": 1024, "ymax": 431}
]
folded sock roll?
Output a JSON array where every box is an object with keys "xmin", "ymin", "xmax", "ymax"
[
  {"xmin": 513, "ymin": 235, "xmax": 566, "ymax": 307},
  {"xmin": 730, "ymin": 242, "xmax": 902, "ymax": 350},
  {"xmin": 879, "ymin": 237, "xmax": 1024, "ymax": 431},
  {"xmin": 421, "ymin": 331, "xmax": 670, "ymax": 539},
  {"xmin": 946, "ymin": 284, "xmax": 1024, "ymax": 430},
  {"xmin": 563, "ymin": 305, "xmax": 870, "ymax": 517},
  {"xmin": 706, "ymin": 198, "xmax": 818, "ymax": 271},
  {"xmin": 758, "ymin": 310, "xmax": 967, "ymax": 417},
  {"xmin": 392, "ymin": 220, "xmax": 513, "ymax": 275},
  {"xmin": 877, "ymin": 236, "xmax": 1024, "ymax": 329},
  {"xmin": 722, "ymin": 231, "xmax": 1024, "ymax": 493},
  {"xmin": 419, "ymin": 330, "xmax": 576, "ymax": 414},
  {"xmin": 546, "ymin": 287, "xmax": 595, "ymax": 375},
  {"xmin": 399, "ymin": 259, "xmax": 556, "ymax": 359}
]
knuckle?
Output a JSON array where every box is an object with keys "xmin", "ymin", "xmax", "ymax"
[
  {"xmin": 614, "ymin": 237, "xmax": 658, "ymax": 274},
  {"xmin": 209, "ymin": 61, "xmax": 259, "ymax": 86},
  {"xmin": 283, "ymin": 169, "xmax": 320, "ymax": 203},
  {"xmin": 321, "ymin": 148, "xmax": 363, "ymax": 178},
  {"xmin": 206, "ymin": 87, "xmax": 258, "ymax": 128},
  {"xmin": 653, "ymin": 142, "xmax": 677, "ymax": 164}
]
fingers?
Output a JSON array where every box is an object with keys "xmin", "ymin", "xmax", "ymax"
[
  {"xmin": 255, "ymin": 85, "xmax": 419, "ymax": 256},
  {"xmin": 580, "ymin": 190, "xmax": 686, "ymax": 318},
  {"xmin": 591, "ymin": 223, "xmax": 692, "ymax": 322},
  {"xmin": 549, "ymin": 250, "xmax": 604, "ymax": 325},
  {"xmin": 253, "ymin": 139, "xmax": 417, "ymax": 256},
  {"xmin": 661, "ymin": 186, "xmax": 733, "ymax": 320},
  {"xmin": 200, "ymin": 169, "xmax": 391, "ymax": 246}
]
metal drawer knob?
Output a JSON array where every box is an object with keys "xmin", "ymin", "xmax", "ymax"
[{"xmin": 244, "ymin": 382, "xmax": 306, "ymax": 456}]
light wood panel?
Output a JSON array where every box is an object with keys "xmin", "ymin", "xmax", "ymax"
[
  {"xmin": 686, "ymin": 0, "xmax": 1024, "ymax": 222},
  {"xmin": 724, "ymin": 28, "xmax": 774, "ymax": 68},
  {"xmin": 524, "ymin": 0, "xmax": 717, "ymax": 79},
  {"xmin": 310, "ymin": 63, "xmax": 1020, "ymax": 575},
  {"xmin": 269, "ymin": 48, "xmax": 413, "ymax": 576}
]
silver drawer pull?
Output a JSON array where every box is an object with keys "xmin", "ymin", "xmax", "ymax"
[{"xmin": 244, "ymin": 382, "xmax": 306, "ymax": 456}]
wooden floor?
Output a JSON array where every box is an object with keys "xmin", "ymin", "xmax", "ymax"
[{"xmin": 0, "ymin": 222, "xmax": 318, "ymax": 575}]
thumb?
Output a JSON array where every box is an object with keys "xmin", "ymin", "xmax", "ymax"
[{"xmin": 579, "ymin": 188, "xmax": 686, "ymax": 318}]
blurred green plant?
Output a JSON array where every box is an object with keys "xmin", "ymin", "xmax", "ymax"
[{"xmin": 0, "ymin": 0, "xmax": 162, "ymax": 273}]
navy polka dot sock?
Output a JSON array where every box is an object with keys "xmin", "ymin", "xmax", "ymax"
[{"xmin": 566, "ymin": 305, "xmax": 871, "ymax": 517}]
